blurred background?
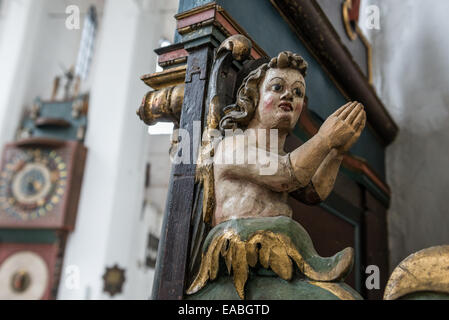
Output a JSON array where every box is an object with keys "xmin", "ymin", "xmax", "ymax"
[{"xmin": 0, "ymin": 0, "xmax": 447, "ymax": 299}]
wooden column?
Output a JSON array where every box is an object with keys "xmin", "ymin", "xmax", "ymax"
[{"xmin": 152, "ymin": 45, "xmax": 212, "ymax": 300}]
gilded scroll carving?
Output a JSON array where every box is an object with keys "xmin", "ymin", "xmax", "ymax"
[{"xmin": 384, "ymin": 245, "xmax": 449, "ymax": 300}]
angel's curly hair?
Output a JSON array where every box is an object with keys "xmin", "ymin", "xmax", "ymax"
[{"xmin": 219, "ymin": 51, "xmax": 308, "ymax": 130}]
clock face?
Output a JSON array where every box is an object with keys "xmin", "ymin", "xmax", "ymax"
[
  {"xmin": 0, "ymin": 149, "xmax": 67, "ymax": 221},
  {"xmin": 0, "ymin": 250, "xmax": 49, "ymax": 300},
  {"xmin": 0, "ymin": 243, "xmax": 59, "ymax": 300}
]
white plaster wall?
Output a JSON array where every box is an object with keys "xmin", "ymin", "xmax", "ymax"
[
  {"xmin": 361, "ymin": 0, "xmax": 449, "ymax": 270},
  {"xmin": 130, "ymin": 133, "xmax": 172, "ymax": 299},
  {"xmin": 0, "ymin": 0, "xmax": 44, "ymax": 147},
  {"xmin": 58, "ymin": 0, "xmax": 178, "ymax": 300},
  {"xmin": 0, "ymin": 0, "xmax": 6, "ymax": 33}
]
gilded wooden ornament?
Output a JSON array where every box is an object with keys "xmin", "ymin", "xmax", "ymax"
[
  {"xmin": 141, "ymin": 65, "xmax": 187, "ymax": 90},
  {"xmin": 137, "ymin": 84, "xmax": 184, "ymax": 127},
  {"xmin": 137, "ymin": 66, "xmax": 187, "ymax": 161},
  {"xmin": 384, "ymin": 245, "xmax": 449, "ymax": 300},
  {"xmin": 137, "ymin": 64, "xmax": 187, "ymax": 130},
  {"xmin": 187, "ymin": 216, "xmax": 359, "ymax": 300},
  {"xmin": 217, "ymin": 35, "xmax": 252, "ymax": 62},
  {"xmin": 308, "ymin": 281, "xmax": 356, "ymax": 300},
  {"xmin": 187, "ymin": 228, "xmax": 355, "ymax": 299},
  {"xmin": 342, "ymin": 0, "xmax": 358, "ymax": 41}
]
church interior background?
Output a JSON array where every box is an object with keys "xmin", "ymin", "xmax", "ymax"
[{"xmin": 0, "ymin": 0, "xmax": 448, "ymax": 300}]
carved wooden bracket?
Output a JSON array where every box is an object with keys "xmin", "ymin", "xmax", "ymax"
[
  {"xmin": 137, "ymin": 66, "xmax": 186, "ymax": 127},
  {"xmin": 141, "ymin": 65, "xmax": 186, "ymax": 90},
  {"xmin": 137, "ymin": 84, "xmax": 185, "ymax": 127}
]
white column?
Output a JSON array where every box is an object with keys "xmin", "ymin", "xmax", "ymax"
[
  {"xmin": 58, "ymin": 0, "xmax": 175, "ymax": 300},
  {"xmin": 0, "ymin": 0, "xmax": 44, "ymax": 147}
]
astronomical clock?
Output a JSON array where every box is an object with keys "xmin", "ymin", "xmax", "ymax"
[
  {"xmin": 0, "ymin": 95, "xmax": 88, "ymax": 300},
  {"xmin": 0, "ymin": 138, "xmax": 86, "ymax": 229}
]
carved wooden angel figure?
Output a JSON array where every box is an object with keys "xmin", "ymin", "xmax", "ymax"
[{"xmin": 188, "ymin": 35, "xmax": 366, "ymax": 300}]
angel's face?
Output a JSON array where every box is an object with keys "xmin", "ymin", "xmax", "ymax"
[{"xmin": 250, "ymin": 68, "xmax": 305, "ymax": 132}]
